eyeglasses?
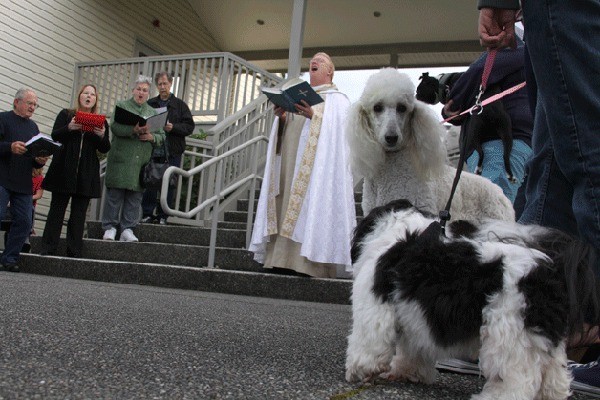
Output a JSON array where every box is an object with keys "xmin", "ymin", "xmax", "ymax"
[{"xmin": 20, "ymin": 99, "xmax": 39, "ymax": 109}]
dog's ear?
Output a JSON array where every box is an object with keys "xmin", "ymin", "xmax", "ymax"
[
  {"xmin": 407, "ymin": 101, "xmax": 447, "ymax": 179},
  {"xmin": 346, "ymin": 102, "xmax": 385, "ymax": 180}
]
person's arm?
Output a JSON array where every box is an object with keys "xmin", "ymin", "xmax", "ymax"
[
  {"xmin": 167, "ymin": 100, "xmax": 194, "ymax": 138},
  {"xmin": 0, "ymin": 121, "xmax": 10, "ymax": 156},
  {"xmin": 32, "ymin": 187, "xmax": 43, "ymax": 201},
  {"xmin": 86, "ymin": 120, "xmax": 111, "ymax": 153},
  {"xmin": 51, "ymin": 109, "xmax": 79, "ymax": 142}
]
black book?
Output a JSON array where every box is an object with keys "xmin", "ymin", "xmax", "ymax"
[
  {"xmin": 261, "ymin": 78, "xmax": 323, "ymax": 112},
  {"xmin": 113, "ymin": 106, "xmax": 168, "ymax": 132},
  {"xmin": 25, "ymin": 133, "xmax": 62, "ymax": 157}
]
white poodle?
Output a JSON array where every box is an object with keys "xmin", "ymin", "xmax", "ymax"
[{"xmin": 346, "ymin": 68, "xmax": 515, "ymax": 221}]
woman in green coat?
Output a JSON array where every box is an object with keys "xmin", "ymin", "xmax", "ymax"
[{"xmin": 102, "ymin": 75, "xmax": 165, "ymax": 242}]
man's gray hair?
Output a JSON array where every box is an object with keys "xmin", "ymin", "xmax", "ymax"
[
  {"xmin": 13, "ymin": 88, "xmax": 36, "ymax": 109},
  {"xmin": 154, "ymin": 71, "xmax": 173, "ymax": 85},
  {"xmin": 15, "ymin": 88, "xmax": 36, "ymax": 101},
  {"xmin": 134, "ymin": 75, "xmax": 153, "ymax": 87}
]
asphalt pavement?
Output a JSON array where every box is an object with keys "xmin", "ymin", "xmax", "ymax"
[{"xmin": 0, "ymin": 272, "xmax": 594, "ymax": 399}]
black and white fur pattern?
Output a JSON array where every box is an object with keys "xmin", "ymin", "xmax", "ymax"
[
  {"xmin": 346, "ymin": 199, "xmax": 600, "ymax": 400},
  {"xmin": 346, "ymin": 68, "xmax": 515, "ymax": 221}
]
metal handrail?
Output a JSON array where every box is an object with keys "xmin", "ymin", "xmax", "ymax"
[{"xmin": 160, "ymin": 136, "xmax": 268, "ymax": 268}]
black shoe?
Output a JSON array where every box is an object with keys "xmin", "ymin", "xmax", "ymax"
[{"xmin": 3, "ymin": 263, "xmax": 19, "ymax": 273}]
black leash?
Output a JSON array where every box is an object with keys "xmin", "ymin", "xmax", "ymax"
[{"xmin": 426, "ymin": 49, "xmax": 500, "ymax": 238}]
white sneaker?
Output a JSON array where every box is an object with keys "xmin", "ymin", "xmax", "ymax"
[
  {"xmin": 119, "ymin": 228, "xmax": 138, "ymax": 242},
  {"xmin": 103, "ymin": 227, "xmax": 117, "ymax": 241}
]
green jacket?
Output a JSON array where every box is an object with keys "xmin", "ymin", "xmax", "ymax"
[{"xmin": 105, "ymin": 98, "xmax": 165, "ymax": 191}]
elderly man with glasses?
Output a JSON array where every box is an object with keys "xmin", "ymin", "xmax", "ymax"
[{"xmin": 0, "ymin": 88, "xmax": 48, "ymax": 272}]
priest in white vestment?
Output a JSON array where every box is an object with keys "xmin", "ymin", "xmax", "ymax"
[{"xmin": 249, "ymin": 52, "xmax": 356, "ymax": 278}]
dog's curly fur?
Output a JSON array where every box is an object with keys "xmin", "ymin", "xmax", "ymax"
[
  {"xmin": 346, "ymin": 68, "xmax": 515, "ymax": 221},
  {"xmin": 346, "ymin": 199, "xmax": 600, "ymax": 399}
]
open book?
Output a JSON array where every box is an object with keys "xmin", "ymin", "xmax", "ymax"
[
  {"xmin": 261, "ymin": 78, "xmax": 323, "ymax": 112},
  {"xmin": 74, "ymin": 111, "xmax": 106, "ymax": 132},
  {"xmin": 25, "ymin": 133, "xmax": 62, "ymax": 157},
  {"xmin": 113, "ymin": 106, "xmax": 168, "ymax": 132}
]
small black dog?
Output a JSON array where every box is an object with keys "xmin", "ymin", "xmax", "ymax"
[
  {"xmin": 417, "ymin": 71, "xmax": 515, "ymax": 183},
  {"xmin": 462, "ymin": 84, "xmax": 516, "ymax": 183}
]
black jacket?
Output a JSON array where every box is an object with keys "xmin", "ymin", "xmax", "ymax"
[
  {"xmin": 42, "ymin": 109, "xmax": 111, "ymax": 198},
  {"xmin": 0, "ymin": 111, "xmax": 43, "ymax": 194},
  {"xmin": 147, "ymin": 94, "xmax": 194, "ymax": 156}
]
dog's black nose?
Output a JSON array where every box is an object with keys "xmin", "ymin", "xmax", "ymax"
[{"xmin": 385, "ymin": 135, "xmax": 398, "ymax": 145}]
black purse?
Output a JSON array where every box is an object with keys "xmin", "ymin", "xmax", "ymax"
[{"xmin": 140, "ymin": 141, "xmax": 170, "ymax": 190}]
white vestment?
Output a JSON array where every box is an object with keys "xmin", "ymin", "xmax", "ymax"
[{"xmin": 249, "ymin": 87, "xmax": 356, "ymax": 269}]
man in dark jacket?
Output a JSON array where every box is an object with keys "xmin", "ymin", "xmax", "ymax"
[
  {"xmin": 0, "ymin": 88, "xmax": 47, "ymax": 272},
  {"xmin": 142, "ymin": 71, "xmax": 194, "ymax": 224}
]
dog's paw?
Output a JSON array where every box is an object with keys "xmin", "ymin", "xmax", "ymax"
[
  {"xmin": 380, "ymin": 365, "xmax": 438, "ymax": 384},
  {"xmin": 345, "ymin": 369, "xmax": 375, "ymax": 383},
  {"xmin": 507, "ymin": 175, "xmax": 518, "ymax": 184},
  {"xmin": 345, "ymin": 363, "xmax": 390, "ymax": 383}
]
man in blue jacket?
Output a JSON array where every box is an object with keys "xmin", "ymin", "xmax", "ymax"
[{"xmin": 0, "ymin": 88, "xmax": 47, "ymax": 272}]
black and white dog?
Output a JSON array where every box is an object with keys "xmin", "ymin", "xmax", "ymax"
[{"xmin": 346, "ymin": 199, "xmax": 600, "ymax": 400}]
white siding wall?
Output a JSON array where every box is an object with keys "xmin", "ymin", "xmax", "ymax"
[
  {"xmin": 0, "ymin": 0, "xmax": 220, "ymax": 133},
  {"xmin": 0, "ymin": 0, "xmax": 220, "ymax": 238}
]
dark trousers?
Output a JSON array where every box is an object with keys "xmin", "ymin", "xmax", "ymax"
[
  {"xmin": 41, "ymin": 193, "xmax": 90, "ymax": 257},
  {"xmin": 0, "ymin": 186, "xmax": 32, "ymax": 265},
  {"xmin": 141, "ymin": 154, "xmax": 181, "ymax": 220}
]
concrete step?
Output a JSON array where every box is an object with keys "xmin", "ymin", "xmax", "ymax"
[
  {"xmin": 224, "ymin": 210, "xmax": 254, "ymax": 223},
  {"xmin": 29, "ymin": 237, "xmax": 262, "ymax": 272},
  {"xmin": 218, "ymin": 221, "xmax": 248, "ymax": 230},
  {"xmin": 16, "ymin": 253, "xmax": 351, "ymax": 304},
  {"xmin": 250, "ymin": 190, "xmax": 362, "ymax": 202},
  {"xmin": 86, "ymin": 221, "xmax": 247, "ymax": 248},
  {"xmin": 236, "ymin": 199, "xmax": 364, "ymax": 216}
]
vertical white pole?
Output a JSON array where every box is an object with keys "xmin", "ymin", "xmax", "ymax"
[{"xmin": 287, "ymin": 0, "xmax": 307, "ymax": 79}]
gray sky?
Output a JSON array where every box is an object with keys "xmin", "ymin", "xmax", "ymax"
[{"xmin": 301, "ymin": 66, "xmax": 468, "ymax": 120}]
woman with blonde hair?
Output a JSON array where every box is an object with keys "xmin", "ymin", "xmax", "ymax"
[{"xmin": 41, "ymin": 84, "xmax": 111, "ymax": 257}]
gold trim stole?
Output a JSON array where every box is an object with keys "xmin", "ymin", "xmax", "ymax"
[{"xmin": 279, "ymin": 84, "xmax": 334, "ymax": 238}]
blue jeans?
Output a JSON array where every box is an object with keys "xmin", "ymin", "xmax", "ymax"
[
  {"xmin": 141, "ymin": 154, "xmax": 181, "ymax": 220},
  {"xmin": 467, "ymin": 139, "xmax": 532, "ymax": 203},
  {"xmin": 0, "ymin": 186, "xmax": 33, "ymax": 265},
  {"xmin": 519, "ymin": 1, "xmax": 600, "ymax": 268}
]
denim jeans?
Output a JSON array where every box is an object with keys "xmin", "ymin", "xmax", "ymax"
[
  {"xmin": 141, "ymin": 153, "xmax": 181, "ymax": 220},
  {"xmin": 0, "ymin": 186, "xmax": 33, "ymax": 265},
  {"xmin": 519, "ymin": 1, "xmax": 600, "ymax": 269},
  {"xmin": 467, "ymin": 139, "xmax": 532, "ymax": 203}
]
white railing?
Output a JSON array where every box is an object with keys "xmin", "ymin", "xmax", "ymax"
[
  {"xmin": 160, "ymin": 136, "xmax": 269, "ymax": 268},
  {"xmin": 167, "ymin": 96, "xmax": 274, "ymax": 225},
  {"xmin": 73, "ymin": 52, "xmax": 281, "ymax": 126},
  {"xmin": 84, "ymin": 52, "xmax": 281, "ymax": 226},
  {"xmin": 89, "ymin": 95, "xmax": 274, "ymax": 226}
]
